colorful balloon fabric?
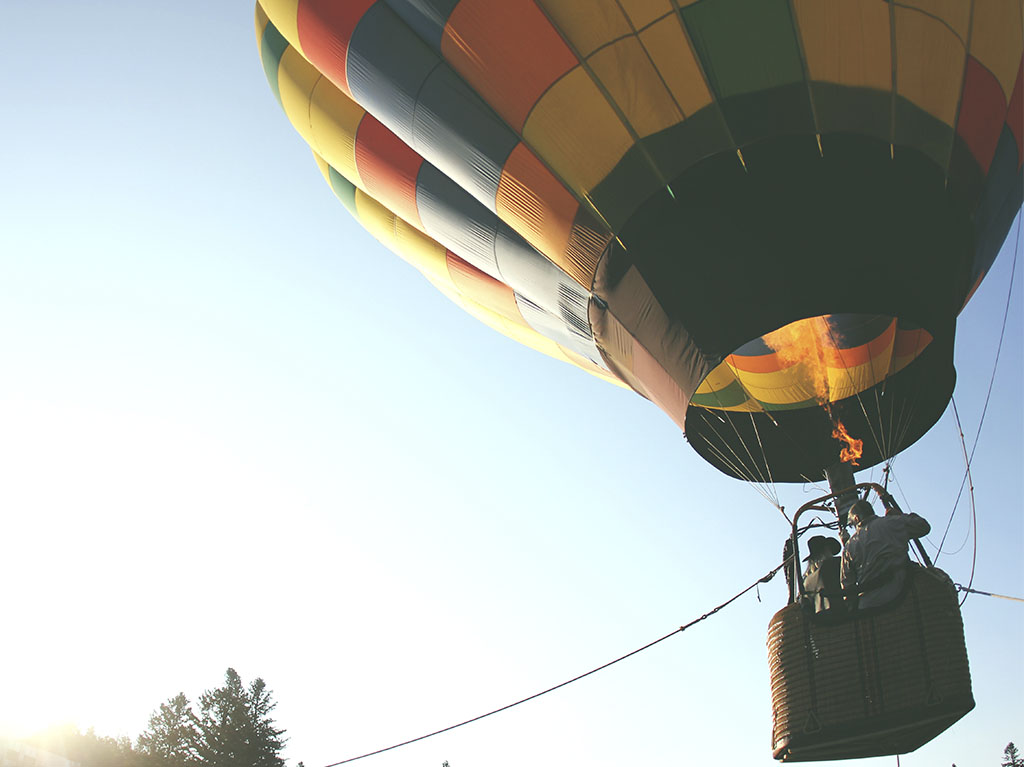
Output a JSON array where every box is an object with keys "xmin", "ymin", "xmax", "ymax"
[{"xmin": 256, "ymin": 0, "xmax": 1022, "ymax": 483}]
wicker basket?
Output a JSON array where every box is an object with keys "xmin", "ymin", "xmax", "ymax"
[{"xmin": 767, "ymin": 566, "xmax": 973, "ymax": 762}]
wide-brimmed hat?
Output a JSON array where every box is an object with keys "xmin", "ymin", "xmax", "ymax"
[{"xmin": 804, "ymin": 535, "xmax": 841, "ymax": 561}]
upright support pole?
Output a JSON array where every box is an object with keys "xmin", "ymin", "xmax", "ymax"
[{"xmin": 825, "ymin": 462, "xmax": 857, "ymax": 543}]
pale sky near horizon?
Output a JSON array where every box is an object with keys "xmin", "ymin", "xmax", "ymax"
[{"xmin": 1, "ymin": 3, "xmax": 1021, "ymax": 767}]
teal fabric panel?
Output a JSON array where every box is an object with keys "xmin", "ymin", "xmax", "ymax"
[
  {"xmin": 259, "ymin": 19, "xmax": 290, "ymax": 109},
  {"xmin": 682, "ymin": 0, "xmax": 804, "ymax": 99},
  {"xmin": 327, "ymin": 165, "xmax": 359, "ymax": 217}
]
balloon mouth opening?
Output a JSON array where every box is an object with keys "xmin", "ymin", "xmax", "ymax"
[{"xmin": 690, "ymin": 313, "xmax": 933, "ymax": 414}]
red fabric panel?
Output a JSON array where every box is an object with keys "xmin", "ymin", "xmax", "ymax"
[
  {"xmin": 892, "ymin": 327, "xmax": 933, "ymax": 359},
  {"xmin": 445, "ymin": 252, "xmax": 523, "ymax": 323},
  {"xmin": 1007, "ymin": 58, "xmax": 1024, "ymax": 169},
  {"xmin": 442, "ymin": 0, "xmax": 577, "ymax": 132},
  {"xmin": 297, "ymin": 0, "xmax": 376, "ymax": 96},
  {"xmin": 355, "ymin": 114, "xmax": 424, "ymax": 228},
  {"xmin": 956, "ymin": 57, "xmax": 1008, "ymax": 174}
]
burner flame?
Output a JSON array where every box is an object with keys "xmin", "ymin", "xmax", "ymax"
[{"xmin": 832, "ymin": 418, "xmax": 864, "ymax": 465}]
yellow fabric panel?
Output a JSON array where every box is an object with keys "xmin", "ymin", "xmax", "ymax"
[
  {"xmin": 824, "ymin": 364, "xmax": 877, "ymax": 403},
  {"xmin": 616, "ymin": 0, "xmax": 672, "ymax": 30},
  {"xmin": 894, "ymin": 6, "xmax": 966, "ymax": 126},
  {"xmin": 827, "ymin": 336, "xmax": 895, "ymax": 402},
  {"xmin": 697, "ymin": 397, "xmax": 763, "ymax": 413},
  {"xmin": 420, "ymin": 275, "xmax": 618, "ymax": 384},
  {"xmin": 725, "ymin": 363, "xmax": 816, "ymax": 406},
  {"xmin": 793, "ymin": 0, "xmax": 892, "ymax": 90},
  {"xmin": 256, "ymin": 0, "xmax": 302, "ymax": 56},
  {"xmin": 454, "ymin": 293, "xmax": 617, "ymax": 384},
  {"xmin": 308, "ymin": 77, "xmax": 365, "ymax": 185},
  {"xmin": 523, "ymin": 67, "xmax": 634, "ymax": 195},
  {"xmin": 587, "ymin": 37, "xmax": 684, "ymax": 138},
  {"xmin": 255, "ymin": 3, "xmax": 270, "ymax": 42},
  {"xmin": 638, "ymin": 15, "xmax": 714, "ymax": 117},
  {"xmin": 536, "ymin": 0, "xmax": 631, "ymax": 58},
  {"xmin": 897, "ymin": 0, "xmax": 970, "ymax": 40},
  {"xmin": 277, "ymin": 47, "xmax": 322, "ymax": 152},
  {"xmin": 694, "ymin": 361, "xmax": 742, "ymax": 395},
  {"xmin": 351, "ymin": 189, "xmax": 452, "ymax": 286},
  {"xmin": 970, "ymin": 2, "xmax": 1024, "ymax": 101}
]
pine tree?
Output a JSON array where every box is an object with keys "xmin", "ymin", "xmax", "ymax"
[
  {"xmin": 191, "ymin": 668, "xmax": 287, "ymax": 767},
  {"xmin": 137, "ymin": 693, "xmax": 198, "ymax": 766},
  {"xmin": 1003, "ymin": 742, "xmax": 1024, "ymax": 767}
]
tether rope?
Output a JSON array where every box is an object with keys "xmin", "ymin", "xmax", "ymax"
[
  {"xmin": 955, "ymin": 584, "xmax": 1024, "ymax": 603},
  {"xmin": 320, "ymin": 560, "xmax": 787, "ymax": 767}
]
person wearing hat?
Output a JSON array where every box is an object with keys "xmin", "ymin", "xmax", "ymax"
[
  {"xmin": 802, "ymin": 535, "xmax": 843, "ymax": 614},
  {"xmin": 840, "ymin": 499, "xmax": 931, "ymax": 610}
]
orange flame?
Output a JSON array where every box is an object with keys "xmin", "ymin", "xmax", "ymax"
[
  {"xmin": 832, "ymin": 418, "xmax": 864, "ymax": 465},
  {"xmin": 762, "ymin": 317, "xmax": 835, "ymax": 405}
]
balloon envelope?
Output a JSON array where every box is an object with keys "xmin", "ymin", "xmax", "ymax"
[{"xmin": 256, "ymin": 0, "xmax": 1023, "ymax": 482}]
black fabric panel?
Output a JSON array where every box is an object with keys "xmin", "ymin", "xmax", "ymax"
[
  {"xmin": 947, "ymin": 134, "xmax": 986, "ymax": 217},
  {"xmin": 413, "ymin": 65, "xmax": 518, "ymax": 207},
  {"xmin": 810, "ymin": 83, "xmax": 890, "ymax": 143},
  {"xmin": 587, "ymin": 145, "xmax": 662, "ymax": 233},
  {"xmin": 383, "ymin": 0, "xmax": 458, "ymax": 50},
  {"xmin": 588, "ymin": 107, "xmax": 732, "ymax": 232},
  {"xmin": 347, "ymin": 2, "xmax": 438, "ymax": 143},
  {"xmin": 719, "ymin": 82, "xmax": 815, "ymax": 146},
  {"xmin": 644, "ymin": 106, "xmax": 733, "ymax": 181},
  {"xmin": 604, "ymin": 133, "xmax": 980, "ymax": 479},
  {"xmin": 893, "ymin": 97, "xmax": 955, "ymax": 172},
  {"xmin": 618, "ymin": 132, "xmax": 971, "ymax": 359},
  {"xmin": 970, "ymin": 128, "xmax": 1024, "ymax": 282}
]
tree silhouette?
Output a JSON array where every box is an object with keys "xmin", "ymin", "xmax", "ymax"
[
  {"xmin": 191, "ymin": 668, "xmax": 287, "ymax": 767},
  {"xmin": 138, "ymin": 692, "xmax": 198, "ymax": 765},
  {"xmin": 1003, "ymin": 742, "xmax": 1023, "ymax": 767}
]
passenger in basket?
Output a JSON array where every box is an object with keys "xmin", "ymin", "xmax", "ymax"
[
  {"xmin": 802, "ymin": 535, "xmax": 842, "ymax": 614},
  {"xmin": 840, "ymin": 500, "xmax": 931, "ymax": 609}
]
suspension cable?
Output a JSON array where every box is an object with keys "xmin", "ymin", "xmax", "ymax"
[{"xmin": 320, "ymin": 561, "xmax": 787, "ymax": 767}]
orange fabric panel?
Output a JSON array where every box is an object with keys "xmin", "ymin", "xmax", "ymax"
[
  {"xmin": 892, "ymin": 327, "xmax": 933, "ymax": 360},
  {"xmin": 445, "ymin": 252, "xmax": 523, "ymax": 324},
  {"xmin": 497, "ymin": 143, "xmax": 582, "ymax": 279},
  {"xmin": 441, "ymin": 0, "xmax": 578, "ymax": 133},
  {"xmin": 825, "ymin": 319, "xmax": 896, "ymax": 369},
  {"xmin": 727, "ymin": 352, "xmax": 786, "ymax": 375}
]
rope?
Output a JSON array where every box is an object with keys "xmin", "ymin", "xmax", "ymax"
[
  {"xmin": 935, "ymin": 212, "xmax": 1020, "ymax": 569},
  {"xmin": 955, "ymin": 584, "xmax": 1024, "ymax": 603},
  {"xmin": 320, "ymin": 561, "xmax": 787, "ymax": 767}
]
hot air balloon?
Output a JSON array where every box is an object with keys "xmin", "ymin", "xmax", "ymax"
[{"xmin": 253, "ymin": 0, "xmax": 1022, "ymax": 760}]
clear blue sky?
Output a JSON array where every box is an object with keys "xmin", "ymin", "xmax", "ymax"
[{"xmin": 1, "ymin": 3, "xmax": 1020, "ymax": 766}]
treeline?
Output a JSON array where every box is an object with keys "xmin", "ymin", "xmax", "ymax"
[{"xmin": 21, "ymin": 668, "xmax": 297, "ymax": 767}]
